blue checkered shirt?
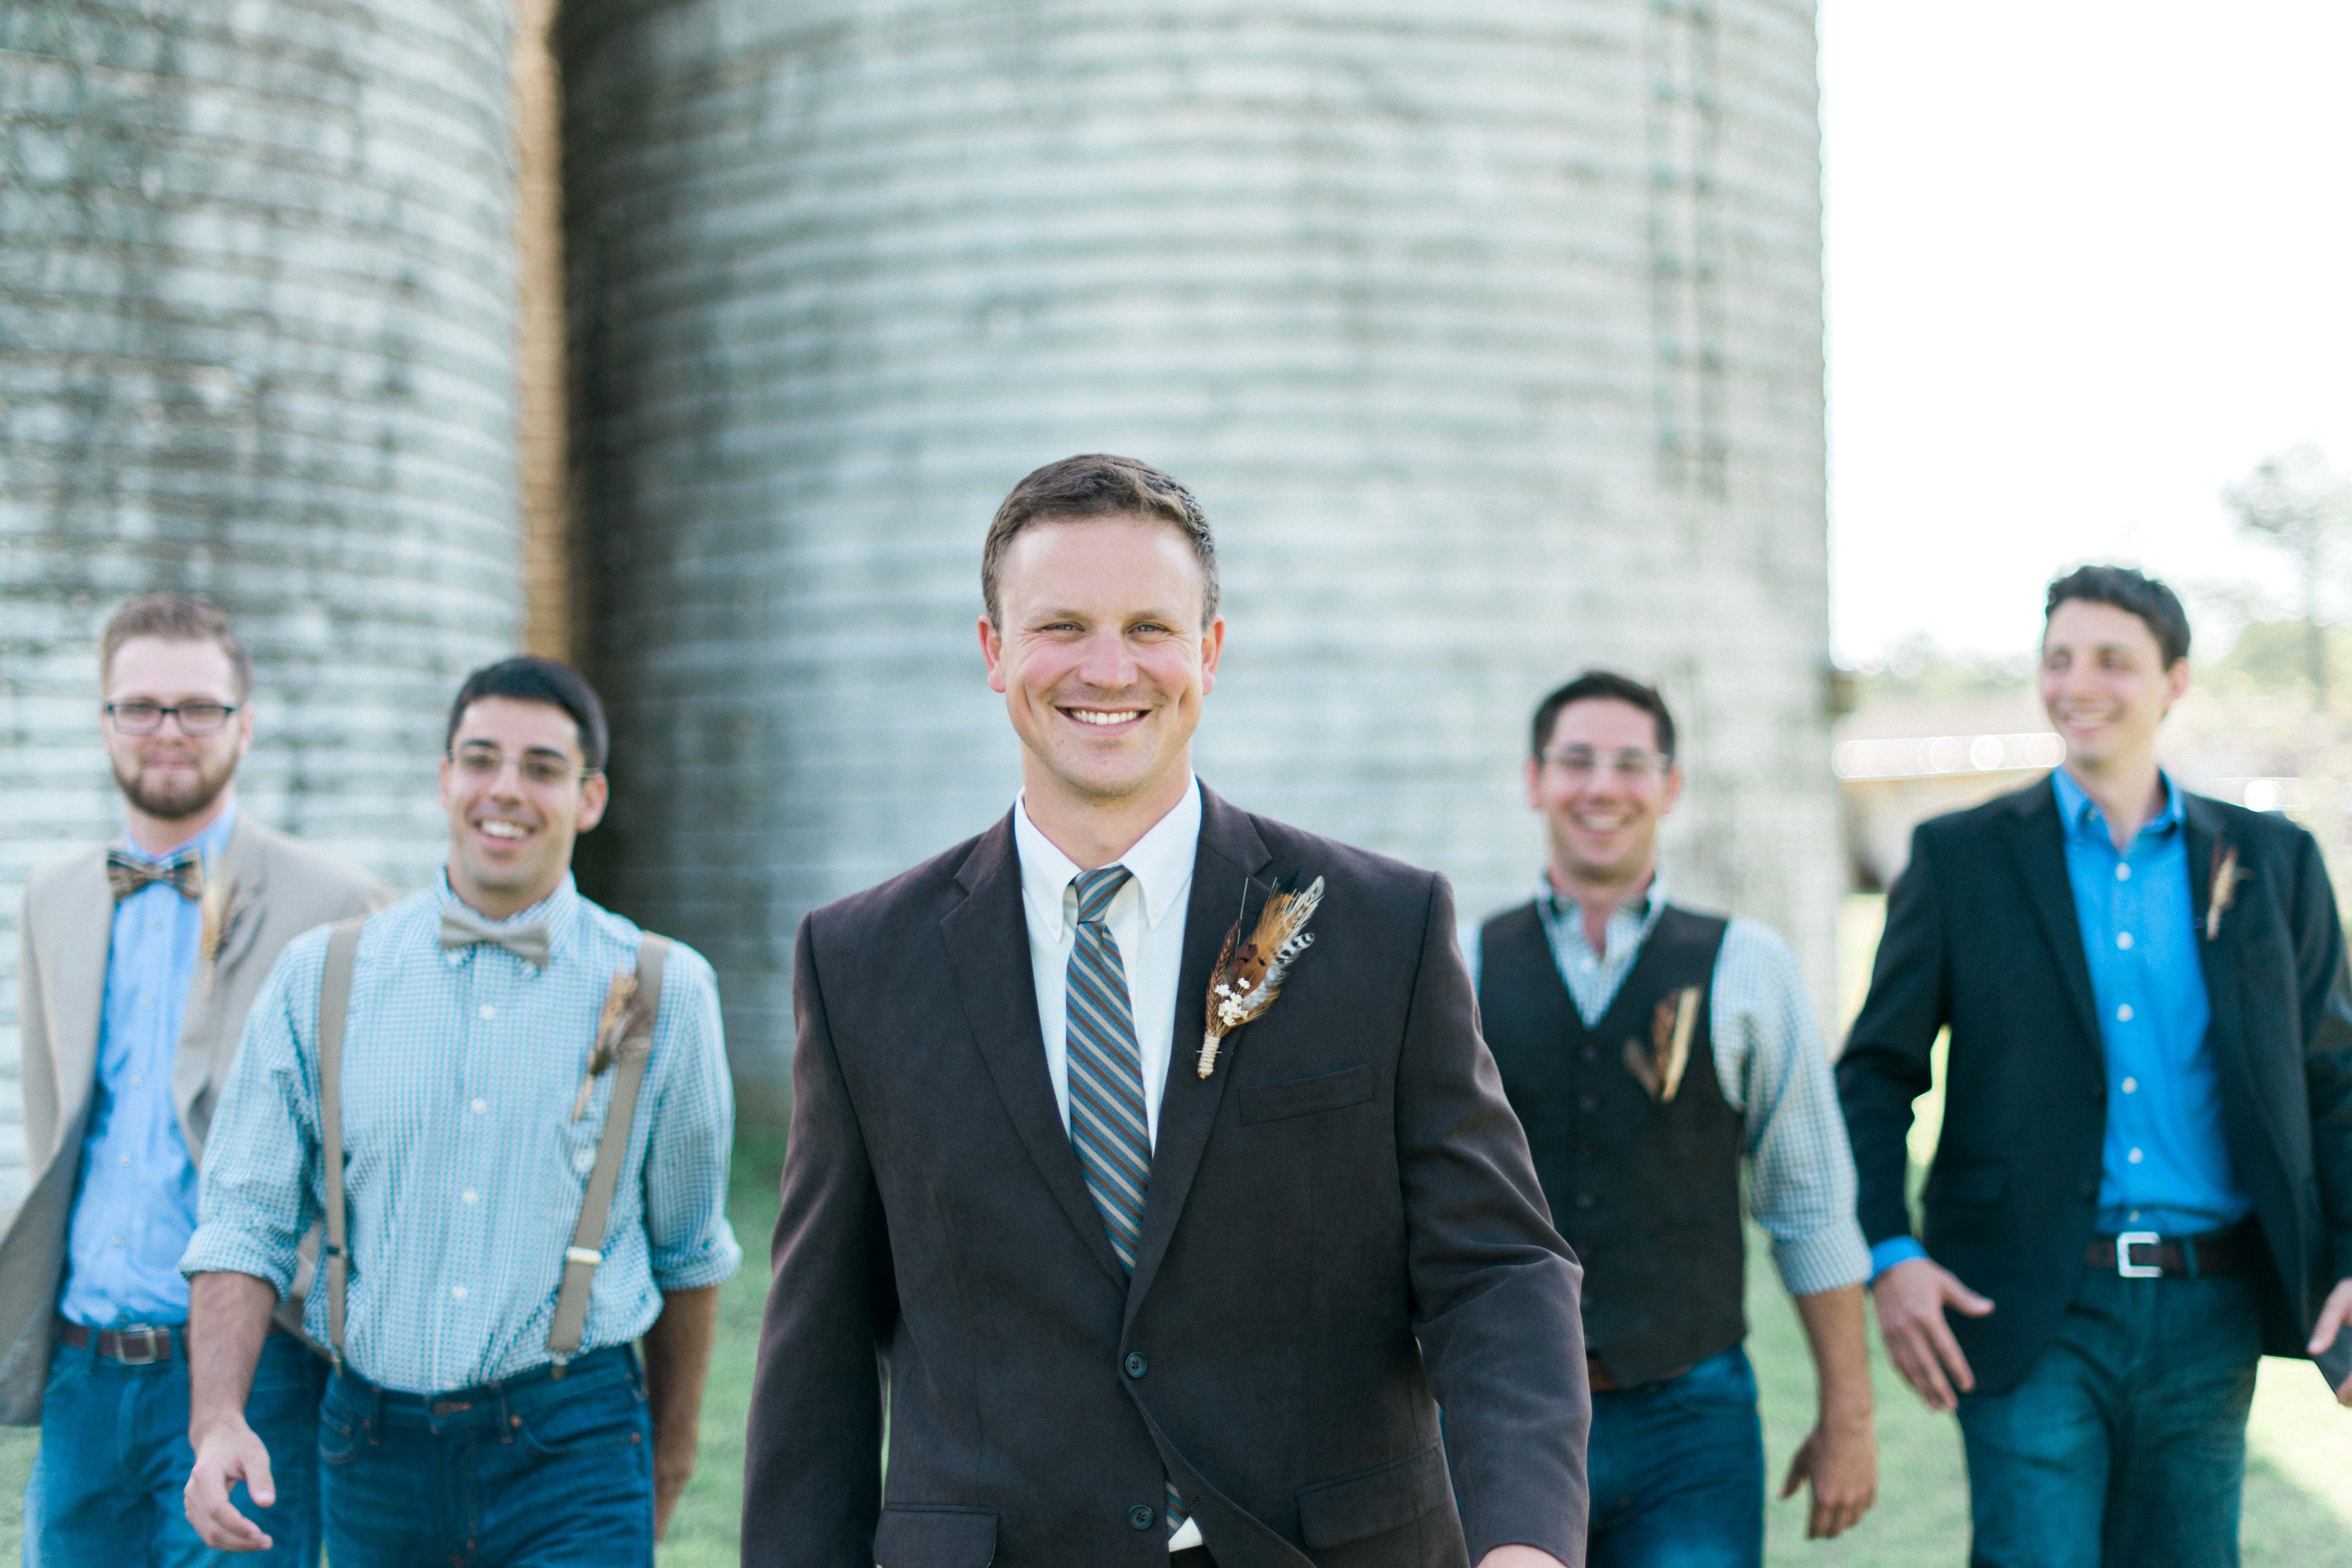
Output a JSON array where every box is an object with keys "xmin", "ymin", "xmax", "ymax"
[{"xmin": 182, "ymin": 875, "xmax": 741, "ymax": 1394}]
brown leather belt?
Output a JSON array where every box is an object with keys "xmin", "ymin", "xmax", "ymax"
[
  {"xmin": 2084, "ymin": 1223, "xmax": 2258, "ymax": 1279},
  {"xmin": 59, "ymin": 1321, "xmax": 182, "ymax": 1365},
  {"xmin": 1587, "ymin": 1354, "xmax": 1692, "ymax": 1394}
]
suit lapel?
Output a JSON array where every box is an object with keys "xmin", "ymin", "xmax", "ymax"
[
  {"xmin": 1125, "ymin": 787, "xmax": 1271, "ymax": 1322},
  {"xmin": 2001, "ymin": 779, "xmax": 2105, "ymax": 1059},
  {"xmin": 2183, "ymin": 795, "xmax": 2256, "ymax": 1118},
  {"xmin": 939, "ymin": 814, "xmax": 1131, "ymax": 1288},
  {"xmin": 174, "ymin": 816, "xmax": 271, "ymax": 1161},
  {"xmin": 47, "ymin": 852, "xmax": 116, "ymax": 1143}
]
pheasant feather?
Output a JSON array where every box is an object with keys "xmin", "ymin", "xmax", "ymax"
[
  {"xmin": 573, "ymin": 971, "xmax": 640, "ymax": 1121},
  {"xmin": 1196, "ymin": 873, "xmax": 1325, "ymax": 1078}
]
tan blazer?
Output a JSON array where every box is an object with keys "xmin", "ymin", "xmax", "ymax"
[{"xmin": 0, "ymin": 815, "xmax": 389, "ymax": 1422}]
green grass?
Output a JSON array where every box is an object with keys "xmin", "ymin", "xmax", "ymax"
[{"xmin": 4, "ymin": 1120, "xmax": 2349, "ymax": 1562}]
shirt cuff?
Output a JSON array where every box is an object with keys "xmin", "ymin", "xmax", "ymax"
[
  {"xmin": 1773, "ymin": 1226, "xmax": 1873, "ymax": 1297},
  {"xmin": 1868, "ymin": 1236, "xmax": 1928, "ymax": 1282},
  {"xmin": 650, "ymin": 1229, "xmax": 744, "ymax": 1294},
  {"xmin": 178, "ymin": 1225, "xmax": 299, "ymax": 1300}
]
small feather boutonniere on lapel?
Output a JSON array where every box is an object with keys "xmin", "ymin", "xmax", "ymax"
[
  {"xmin": 1623, "ymin": 986, "xmax": 1701, "ymax": 1102},
  {"xmin": 1197, "ymin": 873, "xmax": 1325, "ymax": 1078},
  {"xmin": 198, "ymin": 858, "xmax": 243, "ymax": 996},
  {"xmin": 2205, "ymin": 843, "xmax": 2244, "ymax": 942},
  {"xmin": 572, "ymin": 970, "xmax": 644, "ymax": 1121}
]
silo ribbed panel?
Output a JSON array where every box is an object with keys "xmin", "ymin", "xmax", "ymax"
[
  {"xmin": 0, "ymin": 0, "xmax": 523, "ymax": 1204},
  {"xmin": 563, "ymin": 0, "xmax": 1835, "ymax": 1107}
]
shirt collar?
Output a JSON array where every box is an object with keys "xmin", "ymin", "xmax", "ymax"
[
  {"xmin": 434, "ymin": 869, "xmax": 582, "ymax": 955},
  {"xmin": 1014, "ymin": 776, "xmax": 1202, "ymax": 942},
  {"xmin": 2050, "ymin": 767, "xmax": 2182, "ymax": 849},
  {"xmin": 1536, "ymin": 866, "xmax": 1669, "ymax": 960},
  {"xmin": 120, "ymin": 802, "xmax": 239, "ymax": 867}
]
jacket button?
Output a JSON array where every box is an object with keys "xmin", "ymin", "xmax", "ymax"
[
  {"xmin": 2080, "ymin": 1182, "xmax": 2098, "ymax": 1202},
  {"xmin": 1577, "ymin": 1144, "xmax": 1594, "ymax": 1159},
  {"xmin": 1577, "ymin": 1094, "xmax": 1598, "ymax": 1112},
  {"xmin": 1124, "ymin": 1351, "xmax": 1148, "ymax": 1378},
  {"xmin": 1575, "ymin": 1193, "xmax": 1596, "ymax": 1210},
  {"xmin": 1128, "ymin": 1504, "xmax": 1156, "ymax": 1531},
  {"xmin": 1581, "ymin": 1046, "xmax": 1599, "ymax": 1063}
]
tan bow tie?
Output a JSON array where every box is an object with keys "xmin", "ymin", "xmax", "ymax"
[
  {"xmin": 438, "ymin": 904, "xmax": 553, "ymax": 968},
  {"xmin": 106, "ymin": 850, "xmax": 203, "ymax": 904}
]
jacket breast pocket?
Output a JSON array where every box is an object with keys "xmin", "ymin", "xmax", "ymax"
[
  {"xmin": 1927, "ymin": 1163, "xmax": 2005, "ymax": 1206},
  {"xmin": 1295, "ymin": 1440, "xmax": 1451, "ymax": 1548},
  {"xmin": 1238, "ymin": 1064, "xmax": 1374, "ymax": 1126},
  {"xmin": 872, "ymin": 1505, "xmax": 997, "ymax": 1568}
]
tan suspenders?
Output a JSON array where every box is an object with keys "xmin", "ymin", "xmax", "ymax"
[{"xmin": 314, "ymin": 915, "xmax": 672, "ymax": 1373}]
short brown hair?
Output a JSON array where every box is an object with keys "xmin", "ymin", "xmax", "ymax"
[
  {"xmin": 2046, "ymin": 565, "xmax": 2191, "ymax": 667},
  {"xmin": 101, "ymin": 593, "xmax": 252, "ymax": 700},
  {"xmin": 981, "ymin": 454, "xmax": 1219, "ymax": 626},
  {"xmin": 1531, "ymin": 670, "xmax": 1677, "ymax": 760}
]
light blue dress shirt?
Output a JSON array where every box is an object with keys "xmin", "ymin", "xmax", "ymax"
[
  {"xmin": 1870, "ymin": 770, "xmax": 2248, "ymax": 1279},
  {"xmin": 59, "ymin": 806, "xmax": 237, "ymax": 1328},
  {"xmin": 184, "ymin": 875, "xmax": 741, "ymax": 1394}
]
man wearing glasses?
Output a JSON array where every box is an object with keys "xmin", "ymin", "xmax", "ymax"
[
  {"xmin": 178, "ymin": 656, "xmax": 739, "ymax": 1565},
  {"xmin": 1466, "ymin": 671, "xmax": 1877, "ymax": 1566},
  {"xmin": 0, "ymin": 593, "xmax": 388, "ymax": 1564}
]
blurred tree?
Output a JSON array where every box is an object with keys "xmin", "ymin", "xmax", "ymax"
[{"xmin": 2226, "ymin": 445, "xmax": 2352, "ymax": 708}]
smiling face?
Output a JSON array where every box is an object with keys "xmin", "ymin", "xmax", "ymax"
[
  {"xmin": 2039, "ymin": 598, "xmax": 2190, "ymax": 774},
  {"xmin": 438, "ymin": 696, "xmax": 608, "ymax": 917},
  {"xmin": 103, "ymin": 636, "xmax": 252, "ymax": 826},
  {"xmin": 1525, "ymin": 697, "xmax": 1683, "ymax": 892},
  {"xmin": 979, "ymin": 514, "xmax": 1224, "ymax": 820}
]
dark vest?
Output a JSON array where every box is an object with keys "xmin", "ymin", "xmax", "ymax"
[{"xmin": 1478, "ymin": 900, "xmax": 1744, "ymax": 1385}]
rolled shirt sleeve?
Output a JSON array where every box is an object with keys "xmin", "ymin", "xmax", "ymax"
[
  {"xmin": 181, "ymin": 926, "xmax": 330, "ymax": 1297},
  {"xmin": 640, "ymin": 944, "xmax": 742, "ymax": 1292}
]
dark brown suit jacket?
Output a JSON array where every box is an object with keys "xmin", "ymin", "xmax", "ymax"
[{"xmin": 743, "ymin": 786, "xmax": 1587, "ymax": 1568}]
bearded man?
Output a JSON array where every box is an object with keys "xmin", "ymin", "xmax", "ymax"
[{"xmin": 0, "ymin": 593, "xmax": 388, "ymax": 1565}]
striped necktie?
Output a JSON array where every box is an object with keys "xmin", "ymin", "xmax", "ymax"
[{"xmin": 1063, "ymin": 866, "xmax": 1190, "ymax": 1541}]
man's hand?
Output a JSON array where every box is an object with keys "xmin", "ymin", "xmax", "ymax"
[
  {"xmin": 1872, "ymin": 1257, "xmax": 1993, "ymax": 1412},
  {"xmin": 183, "ymin": 1416, "xmax": 275, "ymax": 1553},
  {"xmin": 652, "ymin": 1410, "xmax": 698, "ymax": 1539},
  {"xmin": 1778, "ymin": 1410, "xmax": 1877, "ymax": 1538},
  {"xmin": 642, "ymin": 1284, "xmax": 720, "ymax": 1540},
  {"xmin": 2307, "ymin": 1277, "xmax": 2352, "ymax": 1406},
  {"xmin": 1477, "ymin": 1549, "xmax": 1568, "ymax": 1568}
]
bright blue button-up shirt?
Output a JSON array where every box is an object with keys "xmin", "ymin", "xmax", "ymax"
[
  {"xmin": 58, "ymin": 806, "xmax": 237, "ymax": 1327},
  {"xmin": 1869, "ymin": 770, "xmax": 2249, "ymax": 1280},
  {"xmin": 2052, "ymin": 768, "xmax": 2248, "ymax": 1235}
]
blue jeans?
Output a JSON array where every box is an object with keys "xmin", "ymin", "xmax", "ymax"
[
  {"xmin": 1957, "ymin": 1268, "xmax": 2262, "ymax": 1568},
  {"xmin": 317, "ymin": 1345, "xmax": 654, "ymax": 1568},
  {"xmin": 24, "ymin": 1325, "xmax": 326, "ymax": 1567},
  {"xmin": 1585, "ymin": 1346, "xmax": 1764, "ymax": 1568}
]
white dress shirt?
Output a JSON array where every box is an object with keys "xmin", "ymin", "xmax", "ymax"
[{"xmin": 1012, "ymin": 778, "xmax": 1207, "ymax": 1550}]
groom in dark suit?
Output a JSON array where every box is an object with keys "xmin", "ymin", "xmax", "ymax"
[{"xmin": 743, "ymin": 455, "xmax": 1587, "ymax": 1568}]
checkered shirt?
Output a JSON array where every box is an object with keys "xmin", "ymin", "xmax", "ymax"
[
  {"xmin": 1464, "ymin": 872, "xmax": 1871, "ymax": 1297},
  {"xmin": 182, "ymin": 875, "xmax": 741, "ymax": 1394}
]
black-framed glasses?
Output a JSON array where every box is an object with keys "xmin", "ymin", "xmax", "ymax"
[
  {"xmin": 105, "ymin": 700, "xmax": 240, "ymax": 735},
  {"xmin": 1540, "ymin": 746, "xmax": 1672, "ymax": 783},
  {"xmin": 447, "ymin": 746, "xmax": 598, "ymax": 790}
]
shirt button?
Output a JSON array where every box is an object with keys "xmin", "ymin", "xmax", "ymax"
[
  {"xmin": 445, "ymin": 951, "xmax": 464, "ymax": 968},
  {"xmin": 2128, "ymin": 1147, "xmax": 2145, "ymax": 1164},
  {"xmin": 471, "ymin": 1099, "xmax": 488, "ymax": 1115},
  {"xmin": 2123, "ymin": 1077, "xmax": 2138, "ymax": 1094},
  {"xmin": 2117, "ymin": 1004, "xmax": 2134, "ymax": 1022},
  {"xmin": 111, "ymin": 1236, "xmax": 124, "ymax": 1247},
  {"xmin": 129, "ymin": 1076, "xmax": 142, "ymax": 1088},
  {"xmin": 451, "ymin": 1286, "xmax": 468, "ymax": 1301},
  {"xmin": 119, "ymin": 1155, "xmax": 131, "ymax": 1166},
  {"xmin": 462, "ymin": 1190, "xmax": 479, "ymax": 1205},
  {"xmin": 2116, "ymin": 863, "xmax": 2132, "ymax": 881},
  {"xmin": 1578, "ymin": 956, "xmax": 1597, "ymax": 971},
  {"xmin": 478, "ymin": 1004, "xmax": 496, "ymax": 1021},
  {"xmin": 2116, "ymin": 932, "xmax": 2134, "ymax": 951}
]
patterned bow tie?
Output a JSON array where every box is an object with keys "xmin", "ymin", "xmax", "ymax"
[
  {"xmin": 106, "ymin": 850, "xmax": 204, "ymax": 904},
  {"xmin": 438, "ymin": 903, "xmax": 553, "ymax": 968}
]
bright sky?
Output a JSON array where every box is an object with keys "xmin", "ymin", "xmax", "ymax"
[{"xmin": 1823, "ymin": 1, "xmax": 2352, "ymax": 664}]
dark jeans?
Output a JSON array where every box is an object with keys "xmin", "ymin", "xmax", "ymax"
[
  {"xmin": 1586, "ymin": 1346, "xmax": 1764, "ymax": 1568},
  {"xmin": 24, "ymin": 1325, "xmax": 326, "ymax": 1567},
  {"xmin": 1956, "ymin": 1268, "xmax": 2262, "ymax": 1568},
  {"xmin": 317, "ymin": 1345, "xmax": 654, "ymax": 1568}
]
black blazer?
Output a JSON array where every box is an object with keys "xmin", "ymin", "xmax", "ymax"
[
  {"xmin": 743, "ymin": 786, "xmax": 1588, "ymax": 1568},
  {"xmin": 1838, "ymin": 776, "xmax": 2352, "ymax": 1394}
]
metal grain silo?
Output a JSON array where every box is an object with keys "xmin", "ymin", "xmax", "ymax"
[
  {"xmin": 562, "ymin": 0, "xmax": 1837, "ymax": 1115},
  {"xmin": 0, "ymin": 0, "xmax": 525, "ymax": 1200}
]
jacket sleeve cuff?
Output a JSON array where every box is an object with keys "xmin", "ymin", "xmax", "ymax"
[{"xmin": 1868, "ymin": 1236, "xmax": 1928, "ymax": 1283}]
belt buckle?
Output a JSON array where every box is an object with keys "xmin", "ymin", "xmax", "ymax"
[
  {"xmin": 116, "ymin": 1325, "xmax": 167, "ymax": 1365},
  {"xmin": 2116, "ymin": 1230, "xmax": 2163, "ymax": 1279}
]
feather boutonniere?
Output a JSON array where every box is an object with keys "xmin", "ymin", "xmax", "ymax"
[
  {"xmin": 198, "ymin": 859, "xmax": 241, "ymax": 995},
  {"xmin": 2205, "ymin": 844, "xmax": 2244, "ymax": 942},
  {"xmin": 1623, "ymin": 986, "xmax": 1701, "ymax": 1102},
  {"xmin": 572, "ymin": 969, "xmax": 642, "ymax": 1121},
  {"xmin": 1196, "ymin": 873, "xmax": 1325, "ymax": 1078}
]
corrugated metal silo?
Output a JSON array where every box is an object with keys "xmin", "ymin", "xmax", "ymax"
[
  {"xmin": 0, "ymin": 0, "xmax": 526, "ymax": 1203},
  {"xmin": 562, "ymin": 0, "xmax": 1837, "ymax": 1114}
]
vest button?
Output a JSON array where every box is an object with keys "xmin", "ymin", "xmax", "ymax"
[
  {"xmin": 1124, "ymin": 1351, "xmax": 1148, "ymax": 1378},
  {"xmin": 1577, "ymin": 1144, "xmax": 1594, "ymax": 1159},
  {"xmin": 1581, "ymin": 1046, "xmax": 1599, "ymax": 1063},
  {"xmin": 1576, "ymin": 1193, "xmax": 1596, "ymax": 1209},
  {"xmin": 1128, "ymin": 1504, "xmax": 1156, "ymax": 1531},
  {"xmin": 1577, "ymin": 1094, "xmax": 1598, "ymax": 1112}
]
